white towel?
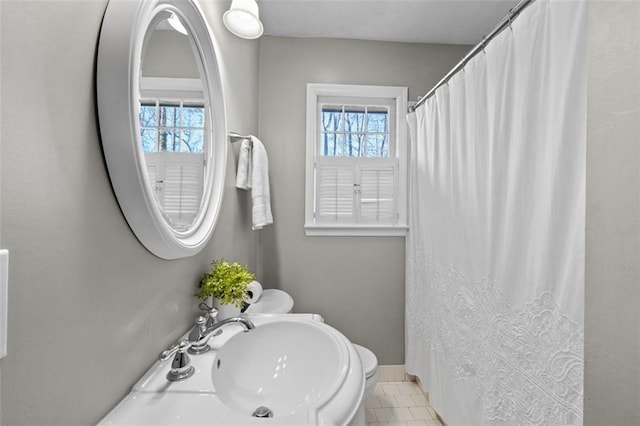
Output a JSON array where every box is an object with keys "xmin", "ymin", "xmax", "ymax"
[
  {"xmin": 235, "ymin": 136, "xmax": 273, "ymax": 230},
  {"xmin": 235, "ymin": 139, "xmax": 252, "ymax": 190}
]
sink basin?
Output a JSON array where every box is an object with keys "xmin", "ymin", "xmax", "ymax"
[
  {"xmin": 100, "ymin": 315, "xmax": 364, "ymax": 425},
  {"xmin": 212, "ymin": 318, "xmax": 364, "ymax": 424}
]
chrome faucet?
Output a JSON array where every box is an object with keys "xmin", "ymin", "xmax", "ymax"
[
  {"xmin": 198, "ymin": 316, "xmax": 255, "ymax": 341},
  {"xmin": 187, "ymin": 308, "xmax": 255, "ymax": 355},
  {"xmin": 159, "ymin": 316, "xmax": 255, "ymax": 382},
  {"xmin": 188, "ymin": 315, "xmax": 216, "ymax": 354},
  {"xmin": 159, "ymin": 339, "xmax": 195, "ymax": 382},
  {"xmin": 188, "ymin": 304, "xmax": 220, "ymax": 354}
]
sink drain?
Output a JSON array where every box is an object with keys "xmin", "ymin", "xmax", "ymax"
[{"xmin": 252, "ymin": 406, "xmax": 273, "ymax": 418}]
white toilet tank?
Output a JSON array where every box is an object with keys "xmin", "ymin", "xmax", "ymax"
[{"xmin": 244, "ymin": 289, "xmax": 294, "ymax": 314}]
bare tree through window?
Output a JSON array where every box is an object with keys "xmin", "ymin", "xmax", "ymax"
[
  {"xmin": 139, "ymin": 100, "xmax": 205, "ymax": 153},
  {"xmin": 320, "ymin": 104, "xmax": 389, "ymax": 158}
]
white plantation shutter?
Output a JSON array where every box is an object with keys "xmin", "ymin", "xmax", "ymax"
[
  {"xmin": 162, "ymin": 159, "xmax": 202, "ymax": 219},
  {"xmin": 316, "ymin": 159, "xmax": 356, "ymax": 223},
  {"xmin": 359, "ymin": 159, "xmax": 398, "ymax": 224},
  {"xmin": 145, "ymin": 159, "xmax": 159, "ymax": 190},
  {"xmin": 315, "ymin": 157, "xmax": 398, "ymax": 226},
  {"xmin": 144, "ymin": 152, "xmax": 203, "ymax": 229}
]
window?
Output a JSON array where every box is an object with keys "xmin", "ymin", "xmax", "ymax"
[{"xmin": 305, "ymin": 84, "xmax": 408, "ymax": 236}]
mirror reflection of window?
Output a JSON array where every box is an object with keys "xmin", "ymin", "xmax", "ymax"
[
  {"xmin": 140, "ymin": 101, "xmax": 205, "ymax": 153},
  {"xmin": 138, "ymin": 13, "xmax": 209, "ymax": 232}
]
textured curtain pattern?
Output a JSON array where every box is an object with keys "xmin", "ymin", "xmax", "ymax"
[{"xmin": 405, "ymin": 1, "xmax": 585, "ymax": 424}]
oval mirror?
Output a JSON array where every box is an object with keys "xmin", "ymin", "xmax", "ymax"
[{"xmin": 97, "ymin": 0, "xmax": 227, "ymax": 259}]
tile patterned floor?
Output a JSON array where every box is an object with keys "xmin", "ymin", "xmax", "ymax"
[{"xmin": 365, "ymin": 381, "xmax": 443, "ymax": 426}]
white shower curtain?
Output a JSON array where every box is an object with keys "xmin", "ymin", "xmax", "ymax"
[{"xmin": 405, "ymin": 1, "xmax": 585, "ymax": 425}]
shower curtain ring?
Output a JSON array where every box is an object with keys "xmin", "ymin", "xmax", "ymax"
[{"xmin": 507, "ymin": 8, "xmax": 518, "ymax": 32}]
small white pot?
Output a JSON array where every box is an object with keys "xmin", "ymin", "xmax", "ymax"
[{"xmin": 212, "ymin": 297, "xmax": 241, "ymax": 320}]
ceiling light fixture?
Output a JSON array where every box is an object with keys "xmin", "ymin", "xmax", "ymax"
[
  {"xmin": 168, "ymin": 13, "xmax": 188, "ymax": 35},
  {"xmin": 223, "ymin": 0, "xmax": 264, "ymax": 40}
]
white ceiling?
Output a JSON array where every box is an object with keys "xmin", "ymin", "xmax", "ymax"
[{"xmin": 259, "ymin": 0, "xmax": 521, "ymax": 45}]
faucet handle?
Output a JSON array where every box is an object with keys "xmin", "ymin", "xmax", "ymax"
[
  {"xmin": 206, "ymin": 308, "xmax": 219, "ymax": 327},
  {"xmin": 198, "ymin": 302, "xmax": 211, "ymax": 311},
  {"xmin": 162, "ymin": 339, "xmax": 195, "ymax": 382},
  {"xmin": 159, "ymin": 343, "xmax": 179, "ymax": 362},
  {"xmin": 160, "ymin": 338, "xmax": 191, "ymax": 361},
  {"xmin": 199, "ymin": 303, "xmax": 219, "ymax": 328}
]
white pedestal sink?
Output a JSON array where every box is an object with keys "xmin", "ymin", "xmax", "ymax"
[
  {"xmin": 213, "ymin": 318, "xmax": 363, "ymax": 423},
  {"xmin": 99, "ymin": 314, "xmax": 365, "ymax": 425}
]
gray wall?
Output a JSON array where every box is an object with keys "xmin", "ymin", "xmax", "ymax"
[
  {"xmin": 0, "ymin": 0, "xmax": 3, "ymax": 419},
  {"xmin": 0, "ymin": 0, "xmax": 260, "ymax": 424},
  {"xmin": 142, "ymin": 30, "xmax": 200, "ymax": 78},
  {"xmin": 585, "ymin": 1, "xmax": 640, "ymax": 424},
  {"xmin": 257, "ymin": 37, "xmax": 469, "ymax": 364}
]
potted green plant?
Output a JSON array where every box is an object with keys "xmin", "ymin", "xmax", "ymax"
[{"xmin": 197, "ymin": 260, "xmax": 255, "ymax": 319}]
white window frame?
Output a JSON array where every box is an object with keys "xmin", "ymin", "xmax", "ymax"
[
  {"xmin": 305, "ymin": 83, "xmax": 409, "ymax": 237},
  {"xmin": 140, "ymin": 77, "xmax": 204, "ymax": 100}
]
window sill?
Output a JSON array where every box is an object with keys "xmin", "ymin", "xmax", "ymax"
[{"xmin": 304, "ymin": 224, "xmax": 408, "ymax": 237}]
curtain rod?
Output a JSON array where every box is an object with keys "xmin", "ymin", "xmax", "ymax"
[{"xmin": 409, "ymin": 0, "xmax": 536, "ymax": 112}]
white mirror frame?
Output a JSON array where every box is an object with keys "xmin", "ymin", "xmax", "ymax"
[{"xmin": 97, "ymin": 0, "xmax": 227, "ymax": 259}]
